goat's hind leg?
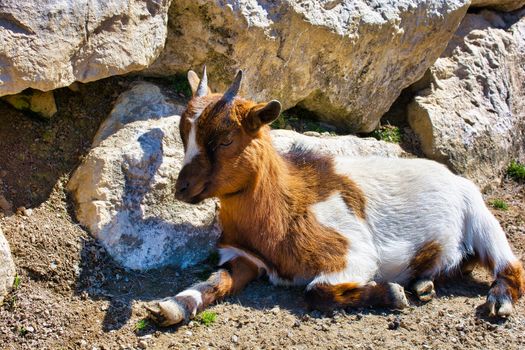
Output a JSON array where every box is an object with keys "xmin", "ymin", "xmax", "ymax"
[
  {"xmin": 146, "ymin": 257, "xmax": 259, "ymax": 326},
  {"xmin": 412, "ymin": 279, "xmax": 436, "ymax": 302},
  {"xmin": 305, "ymin": 281, "xmax": 410, "ymax": 312},
  {"xmin": 468, "ymin": 202, "xmax": 525, "ymax": 317},
  {"xmin": 486, "ymin": 261, "xmax": 525, "ymax": 317}
]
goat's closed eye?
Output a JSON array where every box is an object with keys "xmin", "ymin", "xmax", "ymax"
[{"xmin": 220, "ymin": 139, "xmax": 233, "ymax": 147}]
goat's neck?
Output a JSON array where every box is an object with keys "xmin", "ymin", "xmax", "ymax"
[{"xmin": 219, "ymin": 137, "xmax": 302, "ymax": 242}]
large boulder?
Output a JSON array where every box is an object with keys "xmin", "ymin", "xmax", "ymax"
[
  {"xmin": 408, "ymin": 9, "xmax": 525, "ymax": 189},
  {"xmin": 0, "ymin": 0, "xmax": 171, "ymax": 97},
  {"xmin": 271, "ymin": 130, "xmax": 408, "ymax": 159},
  {"xmin": 67, "ymin": 83, "xmax": 220, "ymax": 270},
  {"xmin": 145, "ymin": 0, "xmax": 469, "ymax": 133},
  {"xmin": 68, "ymin": 82, "xmax": 407, "ymax": 270},
  {"xmin": 0, "ymin": 226, "xmax": 16, "ymax": 304}
]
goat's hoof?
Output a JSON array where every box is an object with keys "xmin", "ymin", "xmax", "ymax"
[
  {"xmin": 145, "ymin": 297, "xmax": 188, "ymax": 327},
  {"xmin": 388, "ymin": 283, "xmax": 410, "ymax": 309},
  {"xmin": 486, "ymin": 280, "xmax": 515, "ymax": 318},
  {"xmin": 485, "ymin": 295, "xmax": 513, "ymax": 318},
  {"xmin": 413, "ymin": 279, "xmax": 436, "ymax": 302}
]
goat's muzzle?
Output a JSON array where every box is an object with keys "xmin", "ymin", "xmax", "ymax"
[{"xmin": 175, "ymin": 166, "xmax": 209, "ymax": 204}]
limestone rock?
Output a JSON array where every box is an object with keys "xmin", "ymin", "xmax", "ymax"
[
  {"xmin": 145, "ymin": 0, "xmax": 469, "ymax": 132},
  {"xmin": 2, "ymin": 90, "xmax": 57, "ymax": 119},
  {"xmin": 0, "ymin": 226, "xmax": 16, "ymax": 304},
  {"xmin": 270, "ymin": 130, "xmax": 409, "ymax": 159},
  {"xmin": 0, "ymin": 0, "xmax": 171, "ymax": 97},
  {"xmin": 408, "ymin": 9, "xmax": 525, "ymax": 189},
  {"xmin": 68, "ymin": 83, "xmax": 219, "ymax": 270},
  {"xmin": 471, "ymin": 0, "xmax": 525, "ymax": 11}
]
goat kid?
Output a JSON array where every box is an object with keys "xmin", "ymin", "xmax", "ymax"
[{"xmin": 146, "ymin": 67, "xmax": 524, "ymax": 326}]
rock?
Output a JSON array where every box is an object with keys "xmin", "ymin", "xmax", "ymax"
[
  {"xmin": 67, "ymin": 82, "xmax": 220, "ymax": 270},
  {"xmin": 146, "ymin": 0, "xmax": 469, "ymax": 132},
  {"xmin": 0, "ymin": 0, "xmax": 172, "ymax": 97},
  {"xmin": 408, "ymin": 9, "xmax": 525, "ymax": 189},
  {"xmin": 471, "ymin": 0, "xmax": 525, "ymax": 11},
  {"xmin": 1, "ymin": 90, "xmax": 57, "ymax": 119},
  {"xmin": 270, "ymin": 130, "xmax": 409, "ymax": 159},
  {"xmin": 0, "ymin": 225, "xmax": 16, "ymax": 304}
]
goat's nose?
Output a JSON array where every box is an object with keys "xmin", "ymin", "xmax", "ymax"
[{"xmin": 177, "ymin": 180, "xmax": 189, "ymax": 194}]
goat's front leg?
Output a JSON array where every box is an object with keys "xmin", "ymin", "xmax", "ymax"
[{"xmin": 146, "ymin": 257, "xmax": 259, "ymax": 327}]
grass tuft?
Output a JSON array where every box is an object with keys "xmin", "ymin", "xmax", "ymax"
[
  {"xmin": 18, "ymin": 326, "xmax": 27, "ymax": 336},
  {"xmin": 196, "ymin": 310, "xmax": 217, "ymax": 326},
  {"xmin": 370, "ymin": 125, "xmax": 402, "ymax": 143},
  {"xmin": 489, "ymin": 199, "xmax": 509, "ymax": 211},
  {"xmin": 133, "ymin": 319, "xmax": 149, "ymax": 332},
  {"xmin": 507, "ymin": 160, "xmax": 525, "ymax": 182},
  {"xmin": 13, "ymin": 275, "xmax": 21, "ymax": 290}
]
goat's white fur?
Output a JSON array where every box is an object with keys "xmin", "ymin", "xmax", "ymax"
[
  {"xmin": 182, "ymin": 109, "xmax": 204, "ymax": 166},
  {"xmin": 220, "ymin": 156, "xmax": 517, "ymax": 287},
  {"xmin": 175, "ymin": 289, "xmax": 203, "ymax": 316},
  {"xmin": 330, "ymin": 157, "xmax": 516, "ymax": 283},
  {"xmin": 308, "ymin": 191, "xmax": 378, "ymax": 289}
]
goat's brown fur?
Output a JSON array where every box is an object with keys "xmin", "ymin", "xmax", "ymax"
[
  {"xmin": 179, "ymin": 93, "xmax": 367, "ymax": 282},
  {"xmin": 409, "ymin": 241, "xmax": 443, "ymax": 279}
]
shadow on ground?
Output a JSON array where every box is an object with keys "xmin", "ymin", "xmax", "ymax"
[{"xmin": 73, "ymin": 229, "xmax": 501, "ymax": 334}]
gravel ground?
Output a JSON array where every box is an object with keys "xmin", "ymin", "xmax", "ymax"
[{"xmin": 0, "ymin": 78, "xmax": 524, "ymax": 350}]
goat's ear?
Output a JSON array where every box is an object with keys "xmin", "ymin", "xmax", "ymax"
[
  {"xmin": 243, "ymin": 100, "xmax": 282, "ymax": 133},
  {"xmin": 187, "ymin": 68, "xmax": 210, "ymax": 97},
  {"xmin": 187, "ymin": 70, "xmax": 200, "ymax": 96}
]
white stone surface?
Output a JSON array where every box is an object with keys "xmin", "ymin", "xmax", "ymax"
[
  {"xmin": 0, "ymin": 225, "xmax": 16, "ymax": 304},
  {"xmin": 0, "ymin": 0, "xmax": 172, "ymax": 96},
  {"xmin": 408, "ymin": 9, "xmax": 525, "ymax": 189},
  {"xmin": 68, "ymin": 83, "xmax": 219, "ymax": 270}
]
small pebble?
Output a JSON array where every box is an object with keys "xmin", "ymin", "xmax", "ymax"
[{"xmin": 231, "ymin": 335, "xmax": 239, "ymax": 343}]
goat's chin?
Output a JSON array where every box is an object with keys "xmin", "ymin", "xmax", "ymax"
[{"xmin": 187, "ymin": 194, "xmax": 208, "ymax": 204}]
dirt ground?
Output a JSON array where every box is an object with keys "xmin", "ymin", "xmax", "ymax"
[{"xmin": 0, "ymin": 78, "xmax": 524, "ymax": 350}]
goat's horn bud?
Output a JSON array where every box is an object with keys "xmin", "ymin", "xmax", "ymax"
[
  {"xmin": 222, "ymin": 69, "xmax": 243, "ymax": 102},
  {"xmin": 196, "ymin": 65, "xmax": 208, "ymax": 97}
]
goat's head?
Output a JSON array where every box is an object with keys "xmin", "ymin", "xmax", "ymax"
[{"xmin": 175, "ymin": 67, "xmax": 282, "ymax": 204}]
